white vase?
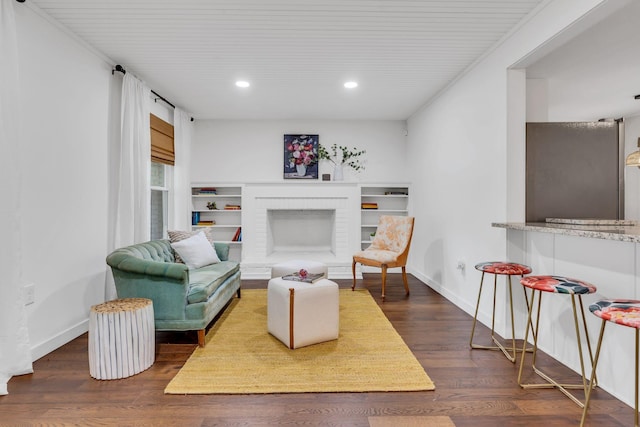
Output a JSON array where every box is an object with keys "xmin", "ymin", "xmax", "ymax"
[
  {"xmin": 333, "ymin": 164, "xmax": 344, "ymax": 181},
  {"xmin": 296, "ymin": 164, "xmax": 307, "ymax": 177}
]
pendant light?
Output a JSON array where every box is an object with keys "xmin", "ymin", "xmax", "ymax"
[{"xmin": 626, "ymin": 138, "xmax": 640, "ymax": 167}]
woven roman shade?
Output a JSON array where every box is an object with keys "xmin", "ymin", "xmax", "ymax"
[{"xmin": 150, "ymin": 113, "xmax": 175, "ymax": 165}]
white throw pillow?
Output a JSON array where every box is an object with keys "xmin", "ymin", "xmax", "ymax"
[
  {"xmin": 168, "ymin": 228, "xmax": 216, "ymax": 263},
  {"xmin": 170, "ymin": 231, "xmax": 221, "ymax": 269}
]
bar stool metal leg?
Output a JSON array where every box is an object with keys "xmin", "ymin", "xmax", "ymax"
[
  {"xmin": 469, "ymin": 271, "xmax": 520, "ymax": 361},
  {"xmin": 470, "ymin": 262, "xmax": 533, "ymax": 363},
  {"xmin": 581, "ymin": 299, "xmax": 640, "ymax": 427},
  {"xmin": 518, "ymin": 275, "xmax": 598, "ymax": 408},
  {"xmin": 580, "ymin": 319, "xmax": 607, "ymax": 426}
]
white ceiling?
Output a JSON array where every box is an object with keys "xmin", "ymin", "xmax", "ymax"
[{"xmin": 27, "ymin": 0, "xmax": 545, "ymax": 120}]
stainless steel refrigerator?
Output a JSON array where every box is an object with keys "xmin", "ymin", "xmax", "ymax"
[{"xmin": 525, "ymin": 121, "xmax": 623, "ymax": 222}]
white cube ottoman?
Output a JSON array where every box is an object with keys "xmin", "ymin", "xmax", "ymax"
[
  {"xmin": 271, "ymin": 259, "xmax": 329, "ymax": 278},
  {"xmin": 267, "ymin": 277, "xmax": 339, "ymax": 349}
]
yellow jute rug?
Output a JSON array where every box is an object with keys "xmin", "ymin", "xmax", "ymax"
[{"xmin": 164, "ymin": 289, "xmax": 435, "ymax": 394}]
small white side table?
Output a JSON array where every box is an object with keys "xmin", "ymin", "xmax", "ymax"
[{"xmin": 88, "ymin": 298, "xmax": 155, "ymax": 380}]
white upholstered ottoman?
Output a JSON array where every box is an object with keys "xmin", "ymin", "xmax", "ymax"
[
  {"xmin": 270, "ymin": 259, "xmax": 329, "ymax": 278},
  {"xmin": 267, "ymin": 277, "xmax": 339, "ymax": 349}
]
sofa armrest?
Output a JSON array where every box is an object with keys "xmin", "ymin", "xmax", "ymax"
[{"xmin": 107, "ymin": 251, "xmax": 188, "ymax": 281}]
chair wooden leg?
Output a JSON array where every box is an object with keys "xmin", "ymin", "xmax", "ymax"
[
  {"xmin": 197, "ymin": 329, "xmax": 206, "ymax": 347},
  {"xmin": 351, "ymin": 259, "xmax": 357, "ymax": 291},
  {"xmin": 401, "ymin": 266, "xmax": 410, "ymax": 295},
  {"xmin": 381, "ymin": 265, "xmax": 388, "ymax": 300}
]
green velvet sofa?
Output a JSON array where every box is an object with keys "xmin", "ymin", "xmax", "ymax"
[{"xmin": 106, "ymin": 239, "xmax": 241, "ymax": 347}]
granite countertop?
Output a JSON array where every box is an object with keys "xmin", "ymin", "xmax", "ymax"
[{"xmin": 492, "ymin": 221, "xmax": 640, "ymax": 243}]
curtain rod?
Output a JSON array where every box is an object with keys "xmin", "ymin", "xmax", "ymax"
[{"xmin": 112, "ymin": 65, "xmax": 194, "ymax": 122}]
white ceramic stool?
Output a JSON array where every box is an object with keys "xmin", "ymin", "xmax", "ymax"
[
  {"xmin": 267, "ymin": 277, "xmax": 339, "ymax": 349},
  {"xmin": 271, "ymin": 259, "xmax": 329, "ymax": 278}
]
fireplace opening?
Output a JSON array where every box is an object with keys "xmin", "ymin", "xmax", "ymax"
[{"xmin": 267, "ymin": 209, "xmax": 335, "ymax": 256}]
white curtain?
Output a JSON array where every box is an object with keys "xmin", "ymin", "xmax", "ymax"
[
  {"xmin": 106, "ymin": 73, "xmax": 151, "ymax": 299},
  {"xmin": 0, "ymin": 0, "xmax": 33, "ymax": 395},
  {"xmin": 171, "ymin": 108, "xmax": 193, "ymax": 230}
]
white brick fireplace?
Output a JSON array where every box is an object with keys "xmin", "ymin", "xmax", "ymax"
[{"xmin": 241, "ymin": 182, "xmax": 361, "ymax": 279}]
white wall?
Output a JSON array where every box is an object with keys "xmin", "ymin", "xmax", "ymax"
[
  {"xmin": 542, "ymin": 7, "xmax": 640, "ymax": 123},
  {"xmin": 15, "ymin": 5, "xmax": 112, "ymax": 360},
  {"xmin": 525, "ymin": 78, "xmax": 549, "ymax": 122},
  {"xmin": 406, "ymin": 0, "xmax": 606, "ymax": 318},
  {"xmin": 191, "ymin": 120, "xmax": 408, "ymax": 183}
]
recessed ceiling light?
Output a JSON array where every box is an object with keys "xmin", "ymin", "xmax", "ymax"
[
  {"xmin": 235, "ymin": 80, "xmax": 250, "ymax": 88},
  {"xmin": 344, "ymin": 81, "xmax": 358, "ymax": 89}
]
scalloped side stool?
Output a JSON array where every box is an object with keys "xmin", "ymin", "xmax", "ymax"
[
  {"xmin": 518, "ymin": 275, "xmax": 597, "ymax": 407},
  {"xmin": 469, "ymin": 261, "xmax": 532, "ymax": 363},
  {"xmin": 581, "ymin": 299, "xmax": 640, "ymax": 426}
]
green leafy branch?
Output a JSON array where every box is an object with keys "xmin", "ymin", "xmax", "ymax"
[{"xmin": 318, "ymin": 143, "xmax": 366, "ymax": 171}]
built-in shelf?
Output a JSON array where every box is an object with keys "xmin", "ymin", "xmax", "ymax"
[
  {"xmin": 360, "ymin": 185, "xmax": 410, "ymax": 251},
  {"xmin": 192, "ymin": 194, "xmax": 242, "ymax": 199},
  {"xmin": 192, "ymin": 224, "xmax": 242, "ymax": 228},
  {"xmin": 362, "ymin": 209, "xmax": 408, "ymax": 215},
  {"xmin": 192, "ymin": 212, "xmax": 241, "ymax": 217},
  {"xmin": 191, "ymin": 184, "xmax": 243, "ymax": 262}
]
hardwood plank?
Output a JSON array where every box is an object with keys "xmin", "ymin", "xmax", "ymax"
[
  {"xmin": 369, "ymin": 416, "xmax": 456, "ymax": 427},
  {"xmin": 1, "ymin": 275, "xmax": 635, "ymax": 426}
]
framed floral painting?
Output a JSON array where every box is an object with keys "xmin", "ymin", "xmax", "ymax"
[{"xmin": 283, "ymin": 134, "xmax": 319, "ymax": 179}]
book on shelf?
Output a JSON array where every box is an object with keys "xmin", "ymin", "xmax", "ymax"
[
  {"xmin": 361, "ymin": 202, "xmax": 378, "ymax": 209},
  {"xmin": 193, "ymin": 187, "xmax": 218, "ymax": 196},
  {"xmin": 191, "ymin": 212, "xmax": 200, "ymax": 225},
  {"xmin": 224, "ymin": 204, "xmax": 241, "ymax": 210},
  {"xmin": 231, "ymin": 227, "xmax": 241, "ymax": 242},
  {"xmin": 196, "ymin": 221, "xmax": 215, "ymax": 226},
  {"xmin": 384, "ymin": 191, "xmax": 407, "ymax": 195},
  {"xmin": 281, "ymin": 272, "xmax": 325, "ymax": 284}
]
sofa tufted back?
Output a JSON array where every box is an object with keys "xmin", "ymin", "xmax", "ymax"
[
  {"xmin": 106, "ymin": 239, "xmax": 230, "ymax": 271},
  {"xmin": 114, "ymin": 239, "xmax": 176, "ymax": 263}
]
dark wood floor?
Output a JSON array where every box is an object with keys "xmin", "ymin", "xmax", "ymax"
[{"xmin": 2, "ymin": 275, "xmax": 633, "ymax": 426}]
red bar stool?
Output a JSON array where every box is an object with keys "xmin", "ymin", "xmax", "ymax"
[
  {"xmin": 518, "ymin": 275, "xmax": 597, "ymax": 407},
  {"xmin": 470, "ymin": 261, "xmax": 532, "ymax": 363},
  {"xmin": 581, "ymin": 299, "xmax": 640, "ymax": 427}
]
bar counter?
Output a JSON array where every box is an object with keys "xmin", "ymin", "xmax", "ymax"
[{"xmin": 492, "ymin": 220, "xmax": 640, "ymax": 243}]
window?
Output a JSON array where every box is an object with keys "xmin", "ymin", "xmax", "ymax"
[
  {"xmin": 150, "ymin": 114, "xmax": 174, "ymax": 239},
  {"xmin": 150, "ymin": 162, "xmax": 168, "ymax": 240}
]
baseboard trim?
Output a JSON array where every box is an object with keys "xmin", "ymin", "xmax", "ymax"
[
  {"xmin": 409, "ymin": 267, "xmax": 514, "ymax": 339},
  {"xmin": 31, "ymin": 319, "xmax": 88, "ymax": 362},
  {"xmin": 409, "ymin": 268, "xmax": 475, "ymax": 317}
]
